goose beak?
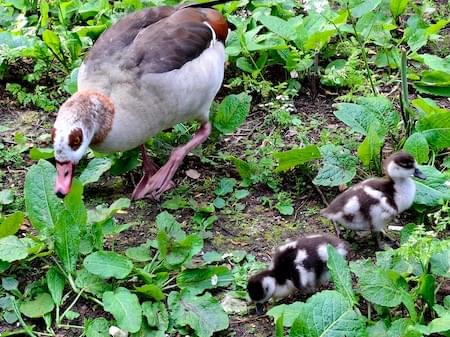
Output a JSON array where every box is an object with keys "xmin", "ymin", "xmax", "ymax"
[
  {"xmin": 255, "ymin": 303, "xmax": 265, "ymax": 315},
  {"xmin": 55, "ymin": 161, "xmax": 75, "ymax": 198},
  {"xmin": 413, "ymin": 168, "xmax": 426, "ymax": 180}
]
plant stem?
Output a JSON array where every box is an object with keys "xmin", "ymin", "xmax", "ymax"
[
  {"xmin": 59, "ymin": 289, "xmax": 84, "ymax": 324},
  {"xmin": 58, "ymin": 324, "xmax": 83, "ymax": 329},
  {"xmin": 400, "ymin": 48, "xmax": 413, "ymax": 136},
  {"xmin": 11, "ymin": 298, "xmax": 37, "ymax": 337}
]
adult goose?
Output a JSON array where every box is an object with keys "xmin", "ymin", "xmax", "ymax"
[{"xmin": 52, "ymin": 2, "xmax": 228, "ymax": 200}]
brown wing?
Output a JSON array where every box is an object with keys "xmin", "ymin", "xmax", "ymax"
[{"xmin": 85, "ymin": 7, "xmax": 228, "ymax": 74}]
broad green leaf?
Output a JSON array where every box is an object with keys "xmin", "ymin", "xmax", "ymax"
[
  {"xmin": 141, "ymin": 301, "xmax": 169, "ymax": 332},
  {"xmin": 275, "ymin": 315, "xmax": 284, "ymax": 337},
  {"xmin": 313, "ymin": 145, "xmax": 357, "ymax": 187},
  {"xmin": 125, "ymin": 242, "xmax": 152, "ymax": 262},
  {"xmin": 84, "ymin": 252, "xmax": 133, "ymax": 279},
  {"xmin": 42, "ymin": 29, "xmax": 63, "ymax": 60},
  {"xmin": 295, "ymin": 290, "xmax": 367, "ymax": 336},
  {"xmin": 327, "ymin": 245, "xmax": 355, "ymax": 305},
  {"xmin": 357, "ymin": 124, "xmax": 383, "ymax": 167},
  {"xmin": 274, "ymin": 145, "xmax": 321, "ymax": 172},
  {"xmin": 212, "ymin": 93, "xmax": 252, "ymax": 134},
  {"xmin": 156, "ymin": 211, "xmax": 185, "ymax": 240},
  {"xmin": 55, "ymin": 209, "xmax": 80, "ymax": 274},
  {"xmin": 407, "ymin": 28, "xmax": 428, "ymax": 52},
  {"xmin": 0, "ymin": 189, "xmax": 14, "ymax": 205},
  {"xmin": 25, "ymin": 160, "xmax": 65, "ymax": 236},
  {"xmin": 333, "ymin": 103, "xmax": 377, "ymax": 135},
  {"xmin": 430, "ymin": 250, "xmax": 449, "ymax": 277},
  {"xmin": 388, "ymin": 318, "xmax": 416, "ymax": 337},
  {"xmin": 215, "ymin": 178, "xmax": 236, "ymax": 196},
  {"xmin": 64, "ymin": 179, "xmax": 87, "ymax": 233},
  {"xmin": 0, "ymin": 211, "xmax": 24, "ymax": 238},
  {"xmin": 79, "ymin": 158, "xmax": 112, "ymax": 185},
  {"xmin": 390, "ymin": 0, "xmax": 408, "ymax": 18},
  {"xmin": 168, "ymin": 290, "xmax": 229, "ymax": 337},
  {"xmin": 267, "ymin": 302, "xmax": 307, "ymax": 327},
  {"xmin": 20, "ymin": 293, "xmax": 54, "ymax": 318},
  {"xmin": 419, "ymin": 274, "xmax": 435, "ymax": 308},
  {"xmin": 420, "ymin": 54, "xmax": 450, "ymax": 73},
  {"xmin": 29, "ymin": 147, "xmax": 54, "ymax": 160},
  {"xmin": 75, "ymin": 269, "xmax": 111, "ymax": 297},
  {"xmin": 304, "ymin": 29, "xmax": 335, "ymax": 51},
  {"xmin": 0, "ymin": 236, "xmax": 28, "ymax": 262},
  {"xmin": 258, "ymin": 15, "xmax": 296, "ymax": 40},
  {"xmin": 46, "ymin": 267, "xmax": 65, "ymax": 306},
  {"xmin": 88, "ymin": 198, "xmax": 130, "ymax": 224},
  {"xmin": 135, "ymin": 284, "xmax": 165, "ymax": 301},
  {"xmin": 403, "ymin": 133, "xmax": 429, "ymax": 164},
  {"xmin": 165, "ymin": 234, "xmax": 203, "ymax": 267},
  {"xmin": 73, "ymin": 25, "xmax": 107, "ymax": 38},
  {"xmin": 414, "ymin": 165, "xmax": 450, "ymax": 206},
  {"xmin": 176, "ymin": 266, "xmax": 233, "ymax": 295},
  {"xmin": 354, "ymin": 96, "xmax": 399, "ymax": 132},
  {"xmin": 351, "ymin": 0, "xmax": 382, "ymax": 17},
  {"xmin": 416, "ymin": 111, "xmax": 450, "ymax": 149},
  {"xmin": 2, "ymin": 277, "xmax": 18, "ymax": 291},
  {"xmin": 103, "ymin": 287, "xmax": 142, "ymax": 333},
  {"xmin": 357, "ymin": 269, "xmax": 405, "ymax": 307}
]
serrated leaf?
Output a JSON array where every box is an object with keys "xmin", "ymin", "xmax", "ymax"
[
  {"xmin": 46, "ymin": 267, "xmax": 65, "ymax": 306},
  {"xmin": 403, "ymin": 132, "xmax": 429, "ymax": 164},
  {"xmin": 168, "ymin": 290, "xmax": 229, "ymax": 337},
  {"xmin": 84, "ymin": 252, "xmax": 133, "ymax": 279},
  {"xmin": 20, "ymin": 293, "xmax": 54, "ymax": 318},
  {"xmin": 313, "ymin": 145, "xmax": 357, "ymax": 187},
  {"xmin": 176, "ymin": 266, "xmax": 233, "ymax": 295},
  {"xmin": 274, "ymin": 145, "xmax": 321, "ymax": 172},
  {"xmin": 103, "ymin": 287, "xmax": 142, "ymax": 333},
  {"xmin": 212, "ymin": 93, "xmax": 252, "ymax": 134},
  {"xmin": 79, "ymin": 158, "xmax": 112, "ymax": 185},
  {"xmin": 327, "ymin": 245, "xmax": 355, "ymax": 305},
  {"xmin": 0, "ymin": 236, "xmax": 28, "ymax": 262},
  {"xmin": 0, "ymin": 211, "xmax": 24, "ymax": 238}
]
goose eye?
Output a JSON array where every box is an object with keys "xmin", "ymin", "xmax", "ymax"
[
  {"xmin": 69, "ymin": 128, "xmax": 83, "ymax": 150},
  {"xmin": 73, "ymin": 137, "xmax": 80, "ymax": 145}
]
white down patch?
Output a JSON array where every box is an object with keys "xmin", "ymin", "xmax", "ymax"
[{"xmin": 317, "ymin": 244, "xmax": 328, "ymax": 262}]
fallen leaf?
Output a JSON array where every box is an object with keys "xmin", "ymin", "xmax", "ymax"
[{"xmin": 186, "ymin": 169, "xmax": 201, "ymax": 179}]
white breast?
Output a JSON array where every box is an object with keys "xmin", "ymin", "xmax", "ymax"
[
  {"xmin": 394, "ymin": 178, "xmax": 416, "ymax": 212},
  {"xmin": 79, "ymin": 42, "xmax": 225, "ymax": 153}
]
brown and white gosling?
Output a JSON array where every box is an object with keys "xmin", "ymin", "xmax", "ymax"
[
  {"xmin": 321, "ymin": 151, "xmax": 426, "ymax": 247},
  {"xmin": 247, "ymin": 233, "xmax": 348, "ymax": 314}
]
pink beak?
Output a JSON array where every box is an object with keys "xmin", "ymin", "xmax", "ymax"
[{"xmin": 55, "ymin": 161, "xmax": 75, "ymax": 198}]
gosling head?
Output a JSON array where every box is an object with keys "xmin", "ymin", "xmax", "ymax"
[
  {"xmin": 247, "ymin": 270, "xmax": 276, "ymax": 315},
  {"xmin": 384, "ymin": 151, "xmax": 426, "ymax": 180}
]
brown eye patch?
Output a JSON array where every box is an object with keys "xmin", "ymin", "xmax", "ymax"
[{"xmin": 69, "ymin": 128, "xmax": 83, "ymax": 150}]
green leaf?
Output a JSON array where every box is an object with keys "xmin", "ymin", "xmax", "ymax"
[
  {"xmin": 2, "ymin": 277, "xmax": 18, "ymax": 291},
  {"xmin": 135, "ymin": 284, "xmax": 165, "ymax": 301},
  {"xmin": 403, "ymin": 133, "xmax": 429, "ymax": 164},
  {"xmin": 351, "ymin": 0, "xmax": 382, "ymax": 17},
  {"xmin": 42, "ymin": 29, "xmax": 63, "ymax": 60},
  {"xmin": 327, "ymin": 245, "xmax": 355, "ymax": 305},
  {"xmin": 390, "ymin": 0, "xmax": 408, "ymax": 18},
  {"xmin": 313, "ymin": 145, "xmax": 357, "ymax": 187},
  {"xmin": 419, "ymin": 274, "xmax": 435, "ymax": 308},
  {"xmin": 29, "ymin": 147, "xmax": 54, "ymax": 160},
  {"xmin": 165, "ymin": 234, "xmax": 203, "ymax": 267},
  {"xmin": 357, "ymin": 269, "xmax": 405, "ymax": 307},
  {"xmin": 20, "ymin": 293, "xmax": 54, "ymax": 318},
  {"xmin": 212, "ymin": 93, "xmax": 252, "ymax": 134},
  {"xmin": 142, "ymin": 301, "xmax": 169, "ymax": 333},
  {"xmin": 55, "ymin": 210, "xmax": 80, "ymax": 274},
  {"xmin": 0, "ymin": 189, "xmax": 14, "ymax": 205},
  {"xmin": 258, "ymin": 15, "xmax": 296, "ymax": 40},
  {"xmin": 294, "ymin": 290, "xmax": 367, "ymax": 336},
  {"xmin": 168, "ymin": 290, "xmax": 229, "ymax": 337},
  {"xmin": 267, "ymin": 302, "xmax": 307, "ymax": 327},
  {"xmin": 0, "ymin": 211, "xmax": 24, "ymax": 238},
  {"xmin": 79, "ymin": 158, "xmax": 112, "ymax": 185},
  {"xmin": 215, "ymin": 178, "xmax": 236, "ymax": 196},
  {"xmin": 416, "ymin": 111, "xmax": 450, "ymax": 150},
  {"xmin": 420, "ymin": 54, "xmax": 450, "ymax": 73},
  {"xmin": 88, "ymin": 198, "xmax": 130, "ymax": 224},
  {"xmin": 275, "ymin": 315, "xmax": 284, "ymax": 337},
  {"xmin": 25, "ymin": 160, "xmax": 65, "ymax": 236},
  {"xmin": 430, "ymin": 250, "xmax": 450, "ymax": 277},
  {"xmin": 414, "ymin": 165, "xmax": 450, "ymax": 206},
  {"xmin": 213, "ymin": 197, "xmax": 226, "ymax": 209},
  {"xmin": 46, "ymin": 267, "xmax": 65, "ymax": 306},
  {"xmin": 234, "ymin": 189, "xmax": 250, "ymax": 200},
  {"xmin": 125, "ymin": 242, "xmax": 152, "ymax": 262},
  {"xmin": 176, "ymin": 266, "xmax": 233, "ymax": 295},
  {"xmin": 274, "ymin": 145, "xmax": 321, "ymax": 172},
  {"xmin": 357, "ymin": 124, "xmax": 383, "ymax": 167},
  {"xmin": 84, "ymin": 252, "xmax": 133, "ymax": 279},
  {"xmin": 156, "ymin": 211, "xmax": 185, "ymax": 240},
  {"xmin": 85, "ymin": 317, "xmax": 110, "ymax": 337},
  {"xmin": 75, "ymin": 269, "xmax": 111, "ymax": 297},
  {"xmin": 103, "ymin": 287, "xmax": 142, "ymax": 333},
  {"xmin": 0, "ymin": 236, "xmax": 28, "ymax": 262}
]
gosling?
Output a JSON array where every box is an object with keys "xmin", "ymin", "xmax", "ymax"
[
  {"xmin": 321, "ymin": 151, "xmax": 426, "ymax": 247},
  {"xmin": 247, "ymin": 233, "xmax": 348, "ymax": 314}
]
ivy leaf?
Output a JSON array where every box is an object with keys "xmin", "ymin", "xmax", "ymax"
[
  {"xmin": 403, "ymin": 133, "xmax": 430, "ymax": 164},
  {"xmin": 20, "ymin": 293, "xmax": 55, "ymax": 318},
  {"xmin": 79, "ymin": 158, "xmax": 112, "ymax": 185},
  {"xmin": 84, "ymin": 252, "xmax": 133, "ymax": 279},
  {"xmin": 211, "ymin": 93, "xmax": 252, "ymax": 134},
  {"xmin": 327, "ymin": 245, "xmax": 355, "ymax": 305},
  {"xmin": 313, "ymin": 145, "xmax": 357, "ymax": 187},
  {"xmin": 168, "ymin": 290, "xmax": 229, "ymax": 337},
  {"xmin": 176, "ymin": 266, "xmax": 233, "ymax": 295},
  {"xmin": 103, "ymin": 287, "xmax": 142, "ymax": 333},
  {"xmin": 274, "ymin": 145, "xmax": 321, "ymax": 173}
]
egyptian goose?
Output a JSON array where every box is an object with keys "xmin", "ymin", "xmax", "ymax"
[
  {"xmin": 52, "ymin": 3, "xmax": 228, "ymax": 200},
  {"xmin": 321, "ymin": 151, "xmax": 426, "ymax": 247},
  {"xmin": 247, "ymin": 233, "xmax": 348, "ymax": 314}
]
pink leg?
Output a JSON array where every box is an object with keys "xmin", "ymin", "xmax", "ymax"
[
  {"xmin": 131, "ymin": 145, "xmax": 160, "ymax": 200},
  {"xmin": 132, "ymin": 122, "xmax": 212, "ymax": 200}
]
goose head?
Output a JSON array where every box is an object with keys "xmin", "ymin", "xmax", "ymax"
[
  {"xmin": 247, "ymin": 270, "xmax": 276, "ymax": 314},
  {"xmin": 384, "ymin": 151, "xmax": 426, "ymax": 180},
  {"xmin": 52, "ymin": 91, "xmax": 114, "ymax": 198}
]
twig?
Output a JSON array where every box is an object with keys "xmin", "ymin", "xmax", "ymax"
[{"xmin": 306, "ymin": 173, "xmax": 328, "ymax": 207}]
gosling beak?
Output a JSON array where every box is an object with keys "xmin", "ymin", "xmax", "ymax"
[
  {"xmin": 255, "ymin": 303, "xmax": 265, "ymax": 315},
  {"xmin": 55, "ymin": 161, "xmax": 75, "ymax": 198},
  {"xmin": 413, "ymin": 168, "xmax": 426, "ymax": 180}
]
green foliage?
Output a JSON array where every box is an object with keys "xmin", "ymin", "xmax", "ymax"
[{"xmin": 211, "ymin": 93, "xmax": 252, "ymax": 134}]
